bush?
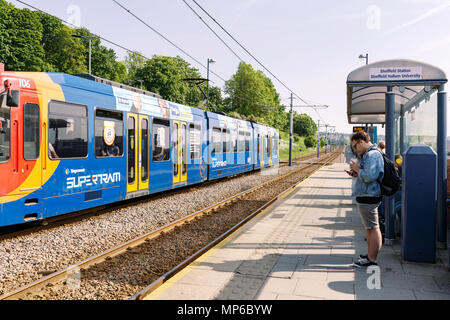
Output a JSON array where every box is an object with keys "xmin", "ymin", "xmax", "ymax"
[{"xmin": 304, "ymin": 135, "xmax": 317, "ymax": 148}]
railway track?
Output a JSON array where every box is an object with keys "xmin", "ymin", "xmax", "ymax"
[
  {"xmin": 0, "ymin": 149, "xmax": 342, "ymax": 300},
  {"xmin": 0, "ymin": 150, "xmax": 321, "ymax": 240}
]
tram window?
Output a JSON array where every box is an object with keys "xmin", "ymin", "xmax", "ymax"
[
  {"xmin": 94, "ymin": 109, "xmax": 123, "ymax": 158},
  {"xmin": 232, "ymin": 130, "xmax": 237, "ymax": 153},
  {"xmin": 23, "ymin": 103, "xmax": 40, "ymax": 160},
  {"xmin": 264, "ymin": 135, "xmax": 268, "ymax": 154},
  {"xmin": 273, "ymin": 135, "xmax": 279, "ymax": 152},
  {"xmin": 152, "ymin": 118, "xmax": 170, "ymax": 162},
  {"xmin": 256, "ymin": 134, "xmax": 260, "ymax": 155},
  {"xmin": 245, "ymin": 132, "xmax": 250, "ymax": 152},
  {"xmin": 189, "ymin": 123, "xmax": 201, "ymax": 160},
  {"xmin": 212, "ymin": 127, "xmax": 222, "ymax": 154},
  {"xmin": 268, "ymin": 135, "xmax": 272, "ymax": 155},
  {"xmin": 48, "ymin": 101, "xmax": 88, "ymax": 159},
  {"xmin": 0, "ymin": 106, "xmax": 11, "ymax": 162},
  {"xmin": 237, "ymin": 130, "xmax": 245, "ymax": 152},
  {"xmin": 222, "ymin": 128, "xmax": 231, "ymax": 153}
]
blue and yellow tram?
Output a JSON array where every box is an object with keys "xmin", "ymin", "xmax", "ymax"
[{"xmin": 0, "ymin": 66, "xmax": 279, "ymax": 227}]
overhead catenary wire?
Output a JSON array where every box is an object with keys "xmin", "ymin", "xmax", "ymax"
[
  {"xmin": 14, "ymin": 0, "xmax": 152, "ymax": 63},
  {"xmin": 13, "ymin": 0, "xmax": 326, "ymax": 121},
  {"xmin": 181, "ymin": 0, "xmax": 245, "ymax": 63},
  {"xmin": 112, "ymin": 0, "xmax": 227, "ymax": 83},
  {"xmin": 13, "ymin": 0, "xmax": 229, "ymax": 101},
  {"xmin": 188, "ymin": 0, "xmax": 327, "ymax": 123},
  {"xmin": 14, "ymin": 0, "xmax": 228, "ymax": 86}
]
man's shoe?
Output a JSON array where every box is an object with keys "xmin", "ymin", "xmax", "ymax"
[
  {"xmin": 359, "ymin": 254, "xmax": 368, "ymax": 260},
  {"xmin": 352, "ymin": 258, "xmax": 378, "ymax": 268}
]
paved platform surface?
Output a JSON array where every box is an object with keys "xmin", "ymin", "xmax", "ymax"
[{"xmin": 146, "ymin": 161, "xmax": 450, "ymax": 300}]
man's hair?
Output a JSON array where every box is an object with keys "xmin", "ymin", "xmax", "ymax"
[
  {"xmin": 351, "ymin": 131, "xmax": 370, "ymax": 143},
  {"xmin": 378, "ymin": 141, "xmax": 385, "ymax": 149}
]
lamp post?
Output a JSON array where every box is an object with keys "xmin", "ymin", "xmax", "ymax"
[
  {"xmin": 72, "ymin": 34, "xmax": 97, "ymax": 75},
  {"xmin": 358, "ymin": 54, "xmax": 369, "ymax": 135},
  {"xmin": 206, "ymin": 58, "xmax": 216, "ymax": 112},
  {"xmin": 359, "ymin": 53, "xmax": 369, "ymax": 65}
]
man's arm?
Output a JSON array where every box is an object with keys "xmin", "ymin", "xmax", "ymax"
[{"xmin": 358, "ymin": 152, "xmax": 383, "ymax": 183}]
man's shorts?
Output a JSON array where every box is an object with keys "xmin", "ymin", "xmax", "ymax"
[{"xmin": 356, "ymin": 201, "xmax": 381, "ymax": 230}]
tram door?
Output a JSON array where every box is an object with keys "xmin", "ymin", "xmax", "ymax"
[
  {"xmin": 259, "ymin": 133, "xmax": 264, "ymax": 167},
  {"xmin": 172, "ymin": 120, "xmax": 187, "ymax": 184},
  {"xmin": 0, "ymin": 100, "xmax": 41, "ymax": 195},
  {"xmin": 268, "ymin": 135, "xmax": 272, "ymax": 166},
  {"xmin": 126, "ymin": 114, "xmax": 149, "ymax": 193}
]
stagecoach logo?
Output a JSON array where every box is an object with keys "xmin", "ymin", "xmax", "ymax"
[
  {"xmin": 66, "ymin": 171, "xmax": 121, "ymax": 190},
  {"xmin": 103, "ymin": 121, "xmax": 116, "ymax": 146},
  {"xmin": 66, "ymin": 168, "xmax": 85, "ymax": 175}
]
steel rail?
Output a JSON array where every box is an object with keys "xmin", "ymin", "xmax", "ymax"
[
  {"xmin": 131, "ymin": 150, "xmax": 341, "ymax": 300},
  {"xmin": 0, "ymin": 151, "xmax": 318, "ymax": 239},
  {"xmin": 0, "ymin": 149, "xmax": 342, "ymax": 300}
]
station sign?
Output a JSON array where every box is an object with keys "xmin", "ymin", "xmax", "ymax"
[{"xmin": 369, "ymin": 67, "xmax": 422, "ymax": 81}]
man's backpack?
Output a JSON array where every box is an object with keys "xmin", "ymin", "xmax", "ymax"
[{"xmin": 376, "ymin": 149, "xmax": 401, "ymax": 196}]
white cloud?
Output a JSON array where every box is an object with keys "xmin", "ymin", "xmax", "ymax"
[{"xmin": 386, "ymin": 1, "xmax": 450, "ymax": 34}]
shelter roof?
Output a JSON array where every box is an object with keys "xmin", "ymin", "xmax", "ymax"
[{"xmin": 346, "ymin": 59, "xmax": 447, "ymax": 124}]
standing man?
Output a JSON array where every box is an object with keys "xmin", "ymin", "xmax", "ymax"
[{"xmin": 347, "ymin": 131, "xmax": 384, "ymax": 267}]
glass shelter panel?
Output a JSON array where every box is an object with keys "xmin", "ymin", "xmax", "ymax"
[{"xmin": 403, "ymin": 90, "xmax": 438, "ymax": 153}]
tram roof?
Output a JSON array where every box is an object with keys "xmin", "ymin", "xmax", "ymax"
[{"xmin": 346, "ymin": 59, "xmax": 447, "ymax": 124}]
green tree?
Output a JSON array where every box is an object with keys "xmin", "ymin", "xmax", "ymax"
[
  {"xmin": 135, "ymin": 55, "xmax": 205, "ymax": 105},
  {"xmin": 225, "ymin": 62, "xmax": 282, "ymax": 128},
  {"xmin": 293, "ymin": 113, "xmax": 317, "ymax": 137},
  {"xmin": 0, "ymin": 0, "xmax": 45, "ymax": 71},
  {"xmin": 207, "ymin": 86, "xmax": 225, "ymax": 112},
  {"xmin": 124, "ymin": 51, "xmax": 146, "ymax": 85},
  {"xmin": 273, "ymin": 105, "xmax": 289, "ymax": 131},
  {"xmin": 75, "ymin": 27, "xmax": 127, "ymax": 82},
  {"xmin": 35, "ymin": 11, "xmax": 87, "ymax": 74}
]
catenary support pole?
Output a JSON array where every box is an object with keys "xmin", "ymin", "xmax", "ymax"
[
  {"xmin": 437, "ymin": 86, "xmax": 447, "ymax": 248},
  {"xmin": 289, "ymin": 93, "xmax": 293, "ymax": 166},
  {"xmin": 317, "ymin": 120, "xmax": 320, "ymax": 158},
  {"xmin": 384, "ymin": 86, "xmax": 395, "ymax": 245}
]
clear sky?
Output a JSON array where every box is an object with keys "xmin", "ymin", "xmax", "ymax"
[{"xmin": 12, "ymin": 0, "xmax": 450, "ymax": 135}]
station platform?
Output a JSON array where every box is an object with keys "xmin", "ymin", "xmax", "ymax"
[{"xmin": 145, "ymin": 161, "xmax": 450, "ymax": 300}]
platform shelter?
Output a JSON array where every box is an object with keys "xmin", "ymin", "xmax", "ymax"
[{"xmin": 346, "ymin": 59, "xmax": 448, "ymax": 250}]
